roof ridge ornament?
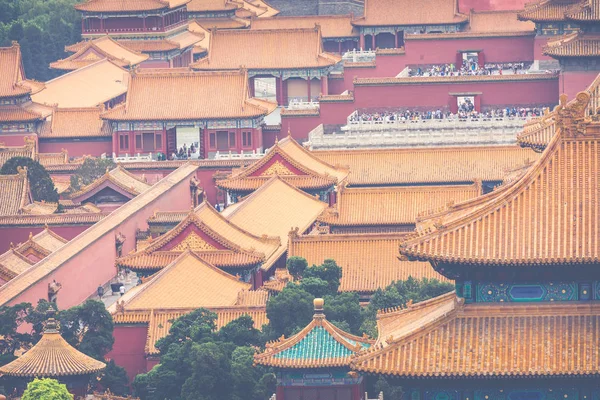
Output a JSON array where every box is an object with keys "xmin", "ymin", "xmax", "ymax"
[{"xmin": 555, "ymin": 91, "xmax": 590, "ymax": 138}]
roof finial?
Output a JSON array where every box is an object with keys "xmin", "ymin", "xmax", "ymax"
[
  {"xmin": 28, "ymin": 232, "xmax": 33, "ymax": 240},
  {"xmin": 313, "ymin": 298, "xmax": 324, "ymax": 318},
  {"xmin": 274, "ymin": 135, "xmax": 278, "ymax": 144},
  {"xmin": 287, "ymin": 127, "xmax": 291, "ymax": 137},
  {"xmin": 44, "ymin": 304, "xmax": 59, "ymax": 334}
]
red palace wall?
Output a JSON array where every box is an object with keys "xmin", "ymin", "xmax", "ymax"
[
  {"xmin": 39, "ymin": 139, "xmax": 113, "ymax": 157},
  {"xmin": 403, "ymin": 36, "xmax": 534, "ymax": 65},
  {"xmin": 459, "ymin": 0, "xmax": 528, "ymax": 12},
  {"xmin": 560, "ymin": 71, "xmax": 600, "ymax": 100},
  {"xmin": 4, "ymin": 168, "xmax": 196, "ymax": 310},
  {"xmin": 534, "ymin": 36, "xmax": 554, "ymax": 62},
  {"xmin": 353, "ymin": 79, "xmax": 558, "ymax": 110},
  {"xmin": 0, "ymin": 133, "xmax": 37, "ymax": 147},
  {"xmin": 0, "ymin": 225, "xmax": 92, "ymax": 254},
  {"xmin": 107, "ymin": 325, "xmax": 149, "ymax": 382}
]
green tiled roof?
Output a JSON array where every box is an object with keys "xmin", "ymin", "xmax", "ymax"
[{"xmin": 274, "ymin": 326, "xmax": 359, "ymax": 361}]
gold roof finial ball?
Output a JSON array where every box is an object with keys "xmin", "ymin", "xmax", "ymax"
[{"xmin": 314, "ymin": 298, "xmax": 324, "ymax": 311}]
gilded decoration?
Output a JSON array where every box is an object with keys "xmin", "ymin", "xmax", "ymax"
[
  {"xmin": 171, "ymin": 231, "xmax": 216, "ymax": 251},
  {"xmin": 260, "ymin": 160, "xmax": 295, "ymax": 176}
]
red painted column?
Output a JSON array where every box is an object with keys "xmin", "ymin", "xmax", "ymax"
[
  {"xmin": 449, "ymin": 95, "xmax": 458, "ymax": 114},
  {"xmin": 338, "ymin": 41, "xmax": 342, "ymax": 54},
  {"xmin": 320, "ymin": 75, "xmax": 328, "ymax": 96},
  {"xmin": 307, "ymin": 78, "xmax": 311, "ymax": 102},
  {"xmin": 100, "ymin": 17, "xmax": 104, "ymax": 33},
  {"xmin": 394, "ymin": 31, "xmax": 398, "ymax": 48},
  {"xmin": 81, "ymin": 19, "xmax": 85, "ymax": 34},
  {"xmin": 143, "ymin": 16, "xmax": 146, "ymax": 32},
  {"xmin": 456, "ymin": 51, "xmax": 463, "ymax": 68},
  {"xmin": 112, "ymin": 130, "xmax": 119, "ymax": 156},
  {"xmin": 248, "ymin": 77, "xmax": 255, "ymax": 97},
  {"xmin": 359, "ymin": 33, "xmax": 365, "ymax": 50},
  {"xmin": 371, "ymin": 34, "xmax": 376, "ymax": 50},
  {"xmin": 276, "ymin": 386, "xmax": 284, "ymax": 400},
  {"xmin": 478, "ymin": 51, "xmax": 485, "ymax": 68},
  {"xmin": 474, "ymin": 95, "xmax": 481, "ymax": 112}
]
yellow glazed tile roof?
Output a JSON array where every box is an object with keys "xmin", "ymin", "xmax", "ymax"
[
  {"xmin": 402, "ymin": 90, "xmax": 600, "ymax": 266},
  {"xmin": 32, "ymin": 59, "xmax": 128, "ymax": 108},
  {"xmin": 0, "ymin": 43, "xmax": 44, "ymax": 99},
  {"xmin": 544, "ymin": 31, "xmax": 600, "ymax": 58},
  {"xmin": 319, "ymin": 183, "xmax": 480, "ymax": 227},
  {"xmin": 518, "ymin": 0, "xmax": 582, "ymax": 22},
  {"xmin": 191, "ymin": 28, "xmax": 340, "ymax": 71},
  {"xmin": 0, "ymin": 139, "xmax": 36, "ymax": 169},
  {"xmin": 121, "ymin": 251, "xmax": 252, "ymax": 310},
  {"xmin": 287, "ymin": 232, "xmax": 450, "ymax": 293},
  {"xmin": 75, "ymin": 0, "xmax": 190, "ymax": 12},
  {"xmin": 70, "ymin": 165, "xmax": 151, "ymax": 200},
  {"xmin": 0, "ymin": 170, "xmax": 30, "ymax": 216},
  {"xmin": 251, "ymin": 15, "xmax": 357, "ymax": 38},
  {"xmin": 312, "ymin": 146, "xmax": 540, "ymax": 186},
  {"xmin": 39, "ymin": 107, "xmax": 112, "ymax": 139},
  {"xmin": 352, "ymin": 0, "xmax": 468, "ymax": 27}
]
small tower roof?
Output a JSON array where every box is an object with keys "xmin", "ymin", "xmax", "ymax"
[
  {"xmin": 0, "ymin": 308, "xmax": 106, "ymax": 377},
  {"xmin": 254, "ymin": 298, "xmax": 373, "ymax": 368}
]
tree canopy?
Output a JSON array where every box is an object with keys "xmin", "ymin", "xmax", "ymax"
[
  {"xmin": 0, "ymin": 0, "xmax": 81, "ymax": 81},
  {"xmin": 21, "ymin": 378, "xmax": 73, "ymax": 400},
  {"xmin": 0, "ymin": 156, "xmax": 58, "ymax": 203}
]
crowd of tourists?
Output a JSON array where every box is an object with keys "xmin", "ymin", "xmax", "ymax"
[
  {"xmin": 171, "ymin": 143, "xmax": 198, "ymax": 160},
  {"xmin": 349, "ymin": 105, "xmax": 547, "ymax": 123},
  {"xmin": 407, "ymin": 61, "xmax": 531, "ymax": 77}
]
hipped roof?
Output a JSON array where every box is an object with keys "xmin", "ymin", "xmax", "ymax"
[
  {"xmin": 75, "ymin": 0, "xmax": 190, "ymax": 12},
  {"xmin": 250, "ymin": 15, "xmax": 358, "ymax": 38},
  {"xmin": 352, "ymin": 0, "xmax": 468, "ymax": 27},
  {"xmin": 0, "ymin": 43, "xmax": 45, "ymax": 99}
]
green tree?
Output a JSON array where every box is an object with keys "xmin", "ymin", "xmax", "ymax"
[
  {"xmin": 216, "ymin": 314, "xmax": 261, "ymax": 347},
  {"xmin": 21, "ymin": 378, "xmax": 73, "ymax": 400},
  {"xmin": 298, "ymin": 277, "xmax": 330, "ymax": 298},
  {"xmin": 303, "ymin": 259, "xmax": 342, "ymax": 294},
  {"xmin": 69, "ymin": 158, "xmax": 116, "ymax": 192},
  {"xmin": 0, "ymin": 156, "xmax": 58, "ymax": 203},
  {"xmin": 98, "ymin": 360, "xmax": 129, "ymax": 397},
  {"xmin": 266, "ymin": 284, "xmax": 314, "ymax": 338},
  {"xmin": 155, "ymin": 308, "xmax": 217, "ymax": 353},
  {"xmin": 0, "ymin": 302, "xmax": 34, "ymax": 366},
  {"xmin": 286, "ymin": 256, "xmax": 307, "ymax": 280},
  {"xmin": 323, "ymin": 292, "xmax": 363, "ymax": 335},
  {"xmin": 372, "ymin": 376, "xmax": 403, "ymax": 400}
]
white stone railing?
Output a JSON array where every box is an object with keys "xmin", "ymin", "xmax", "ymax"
[
  {"xmin": 112, "ymin": 152, "xmax": 153, "ymax": 163},
  {"xmin": 213, "ymin": 150, "xmax": 265, "ymax": 160},
  {"xmin": 308, "ymin": 117, "xmax": 533, "ymax": 150},
  {"xmin": 285, "ymin": 100, "xmax": 320, "ymax": 110},
  {"xmin": 342, "ymin": 49, "xmax": 376, "ymax": 63}
]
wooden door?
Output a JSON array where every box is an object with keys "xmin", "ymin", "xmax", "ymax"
[
  {"xmin": 142, "ymin": 133, "xmax": 155, "ymax": 152},
  {"xmin": 216, "ymin": 131, "xmax": 229, "ymax": 151}
]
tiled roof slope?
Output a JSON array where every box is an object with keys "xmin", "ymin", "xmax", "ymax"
[
  {"xmin": 352, "ymin": 0, "xmax": 468, "ymax": 27},
  {"xmin": 312, "ymin": 146, "xmax": 539, "ymax": 186},
  {"xmin": 250, "ymin": 15, "xmax": 358, "ymax": 38},
  {"xmin": 401, "ymin": 91, "xmax": 600, "ymax": 266},
  {"xmin": 75, "ymin": 0, "xmax": 190, "ymax": 12},
  {"xmin": 0, "ymin": 170, "xmax": 30, "ymax": 216},
  {"xmin": 118, "ymin": 251, "xmax": 252, "ymax": 310},
  {"xmin": 70, "ymin": 165, "xmax": 150, "ymax": 200},
  {"xmin": 0, "ymin": 250, "xmax": 34, "ymax": 282},
  {"xmin": 191, "ymin": 28, "xmax": 341, "ymax": 70},
  {"xmin": 467, "ymin": 10, "xmax": 535, "ymax": 34},
  {"xmin": 351, "ymin": 295, "xmax": 600, "ymax": 377},
  {"xmin": 32, "ymin": 59, "xmax": 128, "ymax": 108},
  {"xmin": 236, "ymin": 0, "xmax": 279, "ymax": 18},
  {"xmin": 544, "ymin": 31, "xmax": 600, "ymax": 57},
  {"xmin": 102, "ymin": 69, "xmax": 275, "ymax": 121},
  {"xmin": 191, "ymin": 17, "xmax": 249, "ymax": 29},
  {"xmin": 287, "ymin": 233, "xmax": 450, "ymax": 293},
  {"xmin": 0, "ymin": 139, "xmax": 36, "ymax": 169},
  {"xmin": 0, "ymin": 43, "xmax": 44, "ymax": 99},
  {"xmin": 518, "ymin": 0, "xmax": 581, "ymax": 22},
  {"xmin": 39, "ymin": 107, "xmax": 112, "ymax": 139},
  {"xmin": 565, "ymin": 0, "xmax": 600, "ymax": 21},
  {"xmin": 187, "ymin": 0, "xmax": 238, "ymax": 12},
  {"xmin": 0, "ymin": 311, "xmax": 105, "ymax": 377},
  {"xmin": 0, "ymin": 163, "xmax": 198, "ymax": 306},
  {"xmin": 117, "ymin": 203, "xmax": 280, "ymax": 271},
  {"xmin": 255, "ymin": 299, "xmax": 372, "ymax": 368},
  {"xmin": 38, "ymin": 150, "xmax": 69, "ymax": 167},
  {"xmin": 217, "ymin": 136, "xmax": 348, "ymax": 192},
  {"xmin": 319, "ymin": 184, "xmax": 480, "ymax": 227},
  {"xmin": 50, "ymin": 36, "xmax": 148, "ymax": 71}
]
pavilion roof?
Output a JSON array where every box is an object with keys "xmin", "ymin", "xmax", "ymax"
[
  {"xmin": 217, "ymin": 136, "xmax": 348, "ymax": 193},
  {"xmin": 186, "ymin": 0, "xmax": 239, "ymax": 12},
  {"xmin": 564, "ymin": 0, "xmax": 600, "ymax": 21},
  {"xmin": 466, "ymin": 10, "xmax": 535, "ymax": 35},
  {"xmin": 50, "ymin": 36, "xmax": 148, "ymax": 71},
  {"xmin": 285, "ymin": 232, "xmax": 450, "ymax": 294},
  {"xmin": 32, "ymin": 59, "xmax": 128, "ymax": 108},
  {"xmin": 0, "ymin": 310, "xmax": 106, "ymax": 377},
  {"xmin": 115, "ymin": 251, "xmax": 253, "ymax": 310},
  {"xmin": 0, "ymin": 105, "xmax": 44, "ymax": 123},
  {"xmin": 235, "ymin": 0, "xmax": 279, "ymax": 18},
  {"xmin": 191, "ymin": 17, "xmax": 250, "ymax": 29},
  {"xmin": 544, "ymin": 31, "xmax": 600, "ymax": 58},
  {"xmin": 38, "ymin": 150, "xmax": 70, "ymax": 168},
  {"xmin": 0, "ymin": 169, "xmax": 31, "ymax": 216},
  {"xmin": 0, "ymin": 229, "xmax": 68, "ymax": 281},
  {"xmin": 255, "ymin": 299, "xmax": 373, "ymax": 368},
  {"xmin": 69, "ymin": 165, "xmax": 150, "ymax": 201},
  {"xmin": 352, "ymin": 0, "xmax": 468, "ymax": 27},
  {"xmin": 117, "ymin": 202, "xmax": 280, "ymax": 271},
  {"xmin": 0, "ymin": 43, "xmax": 45, "ymax": 99},
  {"xmin": 102, "ymin": 69, "xmax": 275, "ymax": 121},
  {"xmin": 0, "ymin": 138, "xmax": 36, "ymax": 169},
  {"xmin": 250, "ymin": 15, "xmax": 358, "ymax": 38},
  {"xmin": 517, "ymin": 0, "xmax": 582, "ymax": 22},
  {"xmin": 312, "ymin": 146, "xmax": 539, "ymax": 186},
  {"xmin": 190, "ymin": 28, "xmax": 340, "ymax": 71},
  {"xmin": 223, "ymin": 176, "xmax": 328, "ymax": 270},
  {"xmin": 39, "ymin": 107, "xmax": 112, "ymax": 139},
  {"xmin": 401, "ymin": 89, "xmax": 600, "ymax": 267},
  {"xmin": 75, "ymin": 0, "xmax": 190, "ymax": 12},
  {"xmin": 318, "ymin": 183, "xmax": 480, "ymax": 227},
  {"xmin": 351, "ymin": 293, "xmax": 600, "ymax": 377}
]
